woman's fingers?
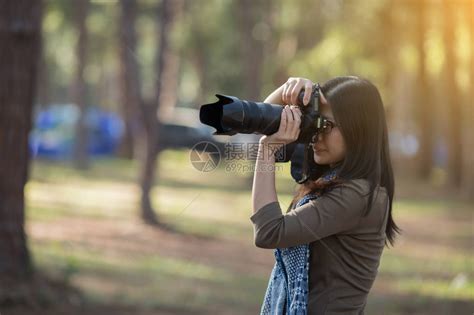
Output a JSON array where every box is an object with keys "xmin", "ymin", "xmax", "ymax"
[
  {"xmin": 285, "ymin": 105, "xmax": 294, "ymax": 134},
  {"xmin": 283, "ymin": 80, "xmax": 297, "ymax": 104},
  {"xmin": 282, "ymin": 77, "xmax": 315, "ymax": 105},
  {"xmin": 280, "ymin": 105, "xmax": 288, "ymax": 135},
  {"xmin": 303, "ymin": 81, "xmax": 313, "ymax": 105},
  {"xmin": 281, "ymin": 83, "xmax": 289, "ymax": 104},
  {"xmin": 290, "ymin": 79, "xmax": 305, "ymax": 105},
  {"xmin": 269, "ymin": 105, "xmax": 302, "ymax": 144},
  {"xmin": 266, "ymin": 105, "xmax": 301, "ymax": 145},
  {"xmin": 289, "ymin": 106, "xmax": 301, "ymax": 138},
  {"xmin": 288, "ymin": 105, "xmax": 295, "ymax": 120},
  {"xmin": 282, "ymin": 105, "xmax": 295, "ymax": 137},
  {"xmin": 282, "ymin": 80, "xmax": 290, "ymax": 104}
]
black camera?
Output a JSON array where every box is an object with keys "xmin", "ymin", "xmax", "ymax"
[{"xmin": 199, "ymin": 83, "xmax": 330, "ymax": 183}]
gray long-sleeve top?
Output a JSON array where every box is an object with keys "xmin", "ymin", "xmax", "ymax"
[{"xmin": 250, "ymin": 179, "xmax": 389, "ymax": 314}]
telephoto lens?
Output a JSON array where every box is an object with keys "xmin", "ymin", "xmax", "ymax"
[
  {"xmin": 199, "ymin": 94, "xmax": 282, "ymax": 136},
  {"xmin": 199, "ymin": 84, "xmax": 321, "ymax": 144}
]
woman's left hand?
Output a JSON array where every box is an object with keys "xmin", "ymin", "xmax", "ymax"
[{"xmin": 259, "ymin": 104, "xmax": 302, "ymax": 149}]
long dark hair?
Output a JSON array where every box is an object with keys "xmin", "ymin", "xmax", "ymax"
[{"xmin": 287, "ymin": 76, "xmax": 401, "ymax": 247}]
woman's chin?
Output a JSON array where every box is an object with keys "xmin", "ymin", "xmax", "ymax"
[{"xmin": 313, "ymin": 153, "xmax": 327, "ymax": 165}]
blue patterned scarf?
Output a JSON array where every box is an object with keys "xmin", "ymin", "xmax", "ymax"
[{"xmin": 259, "ymin": 168, "xmax": 339, "ymax": 315}]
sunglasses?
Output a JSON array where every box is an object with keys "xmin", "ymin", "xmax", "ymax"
[{"xmin": 310, "ymin": 117, "xmax": 339, "ymax": 143}]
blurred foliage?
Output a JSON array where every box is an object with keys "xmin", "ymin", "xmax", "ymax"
[{"xmin": 41, "ymin": 0, "xmax": 472, "ymax": 106}]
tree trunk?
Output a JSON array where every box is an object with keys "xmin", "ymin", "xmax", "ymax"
[
  {"xmin": 139, "ymin": 103, "xmax": 159, "ymax": 224},
  {"xmin": 73, "ymin": 0, "xmax": 90, "ymax": 169},
  {"xmin": 0, "ymin": 0, "xmax": 42, "ymax": 287},
  {"xmin": 118, "ymin": 0, "xmax": 143, "ymax": 160},
  {"xmin": 156, "ymin": 0, "xmax": 183, "ymax": 123},
  {"xmin": 442, "ymin": 0, "xmax": 462, "ymax": 188},
  {"xmin": 191, "ymin": 45, "xmax": 209, "ymax": 105},
  {"xmin": 236, "ymin": 0, "xmax": 268, "ymax": 101},
  {"xmin": 461, "ymin": 2, "xmax": 474, "ymax": 200},
  {"xmin": 236, "ymin": 0, "xmax": 272, "ymax": 184},
  {"xmin": 376, "ymin": 0, "xmax": 397, "ymax": 169},
  {"xmin": 380, "ymin": 0, "xmax": 396, "ymax": 123},
  {"xmin": 37, "ymin": 48, "xmax": 50, "ymax": 109},
  {"xmin": 138, "ymin": 0, "xmax": 182, "ymax": 225},
  {"xmin": 415, "ymin": 0, "xmax": 434, "ymax": 180}
]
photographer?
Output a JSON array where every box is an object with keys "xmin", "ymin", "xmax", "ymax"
[{"xmin": 250, "ymin": 76, "xmax": 400, "ymax": 314}]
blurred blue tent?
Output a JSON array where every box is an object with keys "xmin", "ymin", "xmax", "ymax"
[{"xmin": 29, "ymin": 104, "xmax": 124, "ymax": 159}]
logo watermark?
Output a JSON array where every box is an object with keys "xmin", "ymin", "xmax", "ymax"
[
  {"xmin": 189, "ymin": 141, "xmax": 221, "ymax": 172},
  {"xmin": 224, "ymin": 161, "xmax": 283, "ymax": 173},
  {"xmin": 189, "ymin": 141, "xmax": 285, "ymax": 173}
]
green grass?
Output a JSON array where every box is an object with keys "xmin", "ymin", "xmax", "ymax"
[
  {"xmin": 380, "ymin": 251, "xmax": 473, "ymax": 276},
  {"xmin": 26, "ymin": 149, "xmax": 474, "ymax": 314},
  {"xmin": 30, "ymin": 238, "xmax": 267, "ymax": 313},
  {"xmin": 396, "ymin": 278, "xmax": 473, "ymax": 300}
]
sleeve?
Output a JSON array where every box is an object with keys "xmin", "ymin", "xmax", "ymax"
[{"xmin": 250, "ymin": 179, "xmax": 369, "ymax": 249}]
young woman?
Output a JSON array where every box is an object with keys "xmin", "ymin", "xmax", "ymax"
[{"xmin": 250, "ymin": 76, "xmax": 400, "ymax": 314}]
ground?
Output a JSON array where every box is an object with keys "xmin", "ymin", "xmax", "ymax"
[{"xmin": 1, "ymin": 150, "xmax": 473, "ymax": 314}]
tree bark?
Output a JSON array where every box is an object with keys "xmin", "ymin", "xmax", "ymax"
[
  {"xmin": 442, "ymin": 0, "xmax": 462, "ymax": 188},
  {"xmin": 190, "ymin": 44, "xmax": 209, "ymax": 105},
  {"xmin": 375, "ymin": 0, "xmax": 412, "ymax": 177},
  {"xmin": 235, "ymin": 0, "xmax": 273, "ymax": 184},
  {"xmin": 118, "ymin": 0, "xmax": 143, "ymax": 160},
  {"xmin": 236, "ymin": 0, "xmax": 269, "ymax": 101},
  {"xmin": 37, "ymin": 47, "xmax": 50, "ymax": 109},
  {"xmin": 0, "ymin": 0, "xmax": 42, "ymax": 287},
  {"xmin": 73, "ymin": 0, "xmax": 90, "ymax": 169},
  {"xmin": 156, "ymin": 0, "xmax": 183, "ymax": 123},
  {"xmin": 461, "ymin": 2, "xmax": 474, "ymax": 200},
  {"xmin": 138, "ymin": 0, "xmax": 182, "ymax": 225},
  {"xmin": 415, "ymin": 0, "xmax": 434, "ymax": 180}
]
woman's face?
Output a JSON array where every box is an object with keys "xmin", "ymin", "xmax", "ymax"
[{"xmin": 312, "ymin": 94, "xmax": 347, "ymax": 168}]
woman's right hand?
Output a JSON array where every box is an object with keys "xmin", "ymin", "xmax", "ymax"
[
  {"xmin": 259, "ymin": 104, "xmax": 302, "ymax": 150},
  {"xmin": 281, "ymin": 77, "xmax": 314, "ymax": 106}
]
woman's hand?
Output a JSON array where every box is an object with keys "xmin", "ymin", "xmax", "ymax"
[
  {"xmin": 259, "ymin": 104, "xmax": 302, "ymax": 150},
  {"xmin": 281, "ymin": 77, "xmax": 314, "ymax": 106},
  {"xmin": 259, "ymin": 77, "xmax": 319, "ymax": 150},
  {"xmin": 263, "ymin": 77, "xmax": 315, "ymax": 106}
]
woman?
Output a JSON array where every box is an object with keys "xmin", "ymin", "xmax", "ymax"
[{"xmin": 250, "ymin": 76, "xmax": 401, "ymax": 314}]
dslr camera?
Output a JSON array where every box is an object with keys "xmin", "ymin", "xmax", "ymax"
[{"xmin": 199, "ymin": 83, "xmax": 332, "ymax": 183}]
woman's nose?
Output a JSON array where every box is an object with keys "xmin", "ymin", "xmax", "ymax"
[
  {"xmin": 311, "ymin": 132, "xmax": 324, "ymax": 143},
  {"xmin": 317, "ymin": 132, "xmax": 324, "ymax": 142}
]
